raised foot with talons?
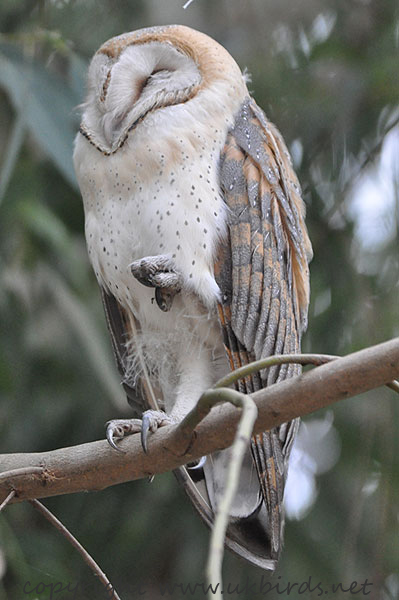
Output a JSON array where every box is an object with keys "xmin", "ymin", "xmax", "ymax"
[{"xmin": 129, "ymin": 255, "xmax": 182, "ymax": 312}]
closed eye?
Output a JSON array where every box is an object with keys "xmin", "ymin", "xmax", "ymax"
[
  {"xmin": 109, "ymin": 69, "xmax": 174, "ymax": 134},
  {"xmin": 139, "ymin": 68, "xmax": 174, "ymax": 94}
]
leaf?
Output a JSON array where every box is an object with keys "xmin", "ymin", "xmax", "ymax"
[
  {"xmin": 0, "ymin": 111, "xmax": 26, "ymax": 206},
  {"xmin": 0, "ymin": 43, "xmax": 81, "ymax": 189}
]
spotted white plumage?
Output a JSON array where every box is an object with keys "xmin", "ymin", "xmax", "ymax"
[{"xmin": 74, "ymin": 25, "xmax": 312, "ymax": 570}]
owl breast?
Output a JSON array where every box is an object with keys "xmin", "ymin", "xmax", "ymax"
[{"xmin": 76, "ymin": 104, "xmax": 232, "ymax": 326}]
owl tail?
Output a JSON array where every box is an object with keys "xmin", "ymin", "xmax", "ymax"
[{"xmin": 174, "ymin": 456, "xmax": 278, "ymax": 571}]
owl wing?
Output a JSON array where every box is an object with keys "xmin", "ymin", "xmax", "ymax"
[
  {"xmin": 101, "ymin": 288, "xmax": 159, "ymax": 416},
  {"xmin": 213, "ymin": 98, "xmax": 312, "ymax": 563}
]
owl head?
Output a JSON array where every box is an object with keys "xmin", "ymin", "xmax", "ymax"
[{"xmin": 79, "ymin": 25, "xmax": 247, "ymax": 154}]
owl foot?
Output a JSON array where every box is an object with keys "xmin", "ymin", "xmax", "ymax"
[
  {"xmin": 130, "ymin": 255, "xmax": 182, "ymax": 312},
  {"xmin": 106, "ymin": 418, "xmax": 142, "ymax": 453},
  {"xmin": 187, "ymin": 455, "xmax": 207, "ymax": 470},
  {"xmin": 106, "ymin": 410, "xmax": 174, "ymax": 454}
]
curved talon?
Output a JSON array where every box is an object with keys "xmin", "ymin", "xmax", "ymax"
[
  {"xmin": 141, "ymin": 414, "xmax": 151, "ymax": 454},
  {"xmin": 129, "ymin": 256, "xmax": 182, "ymax": 312},
  {"xmin": 155, "ymin": 287, "xmax": 175, "ymax": 312},
  {"xmin": 187, "ymin": 456, "xmax": 207, "ymax": 470},
  {"xmin": 106, "ymin": 422, "xmax": 127, "ymax": 454}
]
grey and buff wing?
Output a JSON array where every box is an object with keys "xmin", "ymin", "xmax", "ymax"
[
  {"xmin": 212, "ymin": 98, "xmax": 312, "ymax": 567},
  {"xmin": 101, "ymin": 288, "xmax": 159, "ymax": 416}
]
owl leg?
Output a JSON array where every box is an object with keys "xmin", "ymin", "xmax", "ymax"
[
  {"xmin": 130, "ymin": 254, "xmax": 182, "ymax": 312},
  {"xmin": 106, "ymin": 413, "xmax": 206, "ymax": 468},
  {"xmin": 106, "ymin": 410, "xmax": 176, "ymax": 453}
]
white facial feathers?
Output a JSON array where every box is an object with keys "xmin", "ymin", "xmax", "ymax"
[{"xmin": 82, "ymin": 42, "xmax": 201, "ymax": 151}]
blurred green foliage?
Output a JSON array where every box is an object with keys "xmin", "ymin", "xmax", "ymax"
[{"xmin": 0, "ymin": 1, "xmax": 398, "ymax": 599}]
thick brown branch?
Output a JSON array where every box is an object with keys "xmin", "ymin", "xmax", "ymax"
[{"xmin": 1, "ymin": 338, "xmax": 398, "ymax": 505}]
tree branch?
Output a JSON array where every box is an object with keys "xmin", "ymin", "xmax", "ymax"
[
  {"xmin": 1, "ymin": 337, "xmax": 398, "ymax": 505},
  {"xmin": 0, "ymin": 489, "xmax": 15, "ymax": 512},
  {"xmin": 29, "ymin": 499, "xmax": 122, "ymax": 600},
  {"xmin": 204, "ymin": 391, "xmax": 258, "ymax": 598}
]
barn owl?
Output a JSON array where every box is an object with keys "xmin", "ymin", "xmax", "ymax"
[{"xmin": 73, "ymin": 25, "xmax": 312, "ymax": 570}]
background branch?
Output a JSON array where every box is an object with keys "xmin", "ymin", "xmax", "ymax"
[
  {"xmin": 1, "ymin": 337, "xmax": 398, "ymax": 506},
  {"xmin": 29, "ymin": 499, "xmax": 123, "ymax": 600}
]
